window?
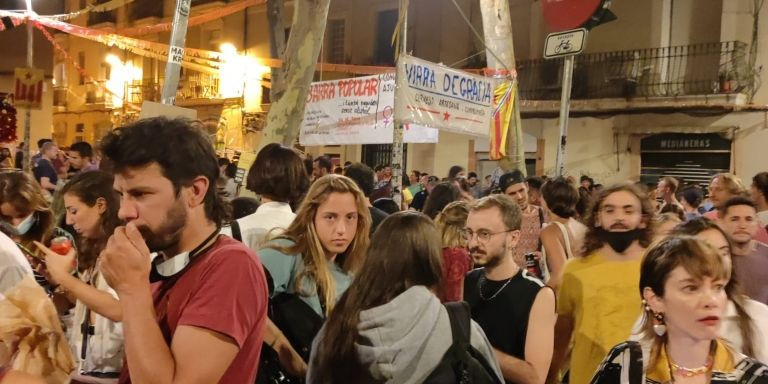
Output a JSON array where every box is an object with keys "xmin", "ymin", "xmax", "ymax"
[
  {"xmin": 76, "ymin": 123, "xmax": 85, "ymax": 133},
  {"xmin": 53, "ymin": 62, "xmax": 67, "ymax": 87},
  {"xmin": 374, "ymin": 10, "xmax": 398, "ymax": 65},
  {"xmin": 100, "ymin": 62, "xmax": 110, "ymax": 82},
  {"xmin": 78, "ymin": 52, "xmax": 85, "ymax": 85},
  {"xmin": 362, "ymin": 144, "xmax": 407, "ymax": 171},
  {"xmin": 326, "ymin": 19, "xmax": 345, "ymax": 64}
]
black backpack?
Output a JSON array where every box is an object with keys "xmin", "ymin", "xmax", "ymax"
[{"xmin": 423, "ymin": 301, "xmax": 502, "ymax": 384}]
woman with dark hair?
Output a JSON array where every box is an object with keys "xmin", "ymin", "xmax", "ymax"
[
  {"xmin": 447, "ymin": 165, "xmax": 466, "ymax": 180},
  {"xmin": 308, "ymin": 211, "xmax": 501, "ymax": 383},
  {"xmin": 594, "ymin": 236, "xmax": 768, "ymax": 383},
  {"xmin": 226, "ymin": 143, "xmax": 310, "ymax": 250},
  {"xmin": 539, "ymin": 177, "xmax": 587, "ymax": 289},
  {"xmin": 34, "ymin": 171, "xmax": 124, "ymax": 383},
  {"xmin": 216, "ymin": 157, "xmax": 238, "ymax": 201},
  {"xmin": 422, "ymin": 182, "xmax": 459, "ymax": 220}
]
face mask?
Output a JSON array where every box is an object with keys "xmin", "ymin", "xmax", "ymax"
[
  {"xmin": 15, "ymin": 213, "xmax": 37, "ymax": 236},
  {"xmin": 597, "ymin": 228, "xmax": 642, "ymax": 254},
  {"xmin": 148, "ymin": 230, "xmax": 220, "ymax": 283}
]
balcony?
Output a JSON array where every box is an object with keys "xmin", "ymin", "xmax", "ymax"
[
  {"xmin": 177, "ymin": 73, "xmax": 221, "ymax": 102},
  {"xmin": 126, "ymin": 80, "xmax": 160, "ymax": 105},
  {"xmin": 84, "ymin": 81, "xmax": 112, "ymax": 108},
  {"xmin": 518, "ymin": 41, "xmax": 750, "ymax": 101}
]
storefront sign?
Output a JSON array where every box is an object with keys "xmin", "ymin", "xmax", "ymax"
[
  {"xmin": 395, "ymin": 54, "xmax": 492, "ymax": 137},
  {"xmin": 300, "ymin": 73, "xmax": 438, "ymax": 146},
  {"xmin": 641, "ymin": 133, "xmax": 731, "ymax": 152}
]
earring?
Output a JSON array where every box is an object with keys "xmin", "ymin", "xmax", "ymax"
[{"xmin": 653, "ymin": 312, "xmax": 666, "ymax": 336}]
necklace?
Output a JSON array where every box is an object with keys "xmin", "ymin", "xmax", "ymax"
[
  {"xmin": 665, "ymin": 341, "xmax": 715, "ymax": 381},
  {"xmin": 478, "ymin": 274, "xmax": 512, "ymax": 300}
]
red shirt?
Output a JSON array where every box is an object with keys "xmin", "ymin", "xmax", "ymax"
[
  {"xmin": 119, "ymin": 236, "xmax": 268, "ymax": 383},
  {"xmin": 438, "ymin": 246, "xmax": 472, "ymax": 302}
]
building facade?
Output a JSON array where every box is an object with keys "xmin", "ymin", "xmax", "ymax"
[{"xmin": 49, "ymin": 0, "xmax": 768, "ymax": 184}]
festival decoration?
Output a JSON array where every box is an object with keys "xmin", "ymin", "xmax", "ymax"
[{"xmin": 0, "ymin": 99, "xmax": 18, "ymax": 143}]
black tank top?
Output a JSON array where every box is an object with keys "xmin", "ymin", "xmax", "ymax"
[{"xmin": 463, "ymin": 268, "xmax": 544, "ymax": 360}]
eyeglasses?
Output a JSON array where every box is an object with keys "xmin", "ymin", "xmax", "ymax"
[{"xmin": 460, "ymin": 228, "xmax": 513, "ymax": 243}]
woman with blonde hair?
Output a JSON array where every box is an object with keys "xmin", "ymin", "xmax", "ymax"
[
  {"xmin": 593, "ymin": 236, "xmax": 768, "ymax": 383},
  {"xmin": 257, "ymin": 174, "xmax": 371, "ymax": 379},
  {"xmin": 434, "ymin": 201, "xmax": 472, "ymax": 302}
]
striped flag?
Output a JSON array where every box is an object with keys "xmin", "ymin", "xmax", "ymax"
[
  {"xmin": 489, "ymin": 81, "xmax": 516, "ymax": 160},
  {"xmin": 14, "ymin": 68, "xmax": 44, "ymax": 109}
]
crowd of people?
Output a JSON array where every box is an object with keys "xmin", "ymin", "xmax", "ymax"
[{"xmin": 1, "ymin": 116, "xmax": 767, "ymax": 384}]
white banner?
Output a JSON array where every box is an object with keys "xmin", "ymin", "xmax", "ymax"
[
  {"xmin": 299, "ymin": 73, "xmax": 438, "ymax": 146},
  {"xmin": 395, "ymin": 54, "xmax": 493, "ymax": 137}
]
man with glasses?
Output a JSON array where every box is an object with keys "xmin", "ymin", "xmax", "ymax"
[{"xmin": 463, "ymin": 194, "xmax": 555, "ymax": 384}]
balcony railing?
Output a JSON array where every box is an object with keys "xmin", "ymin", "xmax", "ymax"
[
  {"xmin": 177, "ymin": 74, "xmax": 220, "ymax": 100},
  {"xmin": 126, "ymin": 80, "xmax": 160, "ymax": 105},
  {"xmin": 85, "ymin": 81, "xmax": 112, "ymax": 107},
  {"xmin": 517, "ymin": 41, "xmax": 750, "ymax": 100}
]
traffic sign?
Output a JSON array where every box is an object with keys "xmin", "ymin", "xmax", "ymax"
[
  {"xmin": 543, "ymin": 28, "xmax": 587, "ymax": 59},
  {"xmin": 541, "ymin": 0, "xmax": 603, "ymax": 31}
]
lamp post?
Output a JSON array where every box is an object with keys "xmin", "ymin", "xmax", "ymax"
[{"xmin": 22, "ymin": 0, "xmax": 33, "ymax": 172}]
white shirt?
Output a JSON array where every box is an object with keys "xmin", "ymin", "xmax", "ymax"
[
  {"xmin": 758, "ymin": 210, "xmax": 768, "ymax": 227},
  {"xmin": 0, "ymin": 231, "xmax": 33, "ymax": 294},
  {"xmin": 68, "ymin": 270, "xmax": 124, "ymax": 379},
  {"xmin": 223, "ymin": 201, "xmax": 296, "ymax": 251},
  {"xmin": 721, "ymin": 298, "xmax": 768, "ymax": 363}
]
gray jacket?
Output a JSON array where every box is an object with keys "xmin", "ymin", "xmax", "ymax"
[{"xmin": 308, "ymin": 285, "xmax": 502, "ymax": 384}]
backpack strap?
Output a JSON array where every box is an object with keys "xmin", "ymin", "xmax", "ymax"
[
  {"xmin": 444, "ymin": 302, "xmax": 472, "ymax": 382},
  {"xmin": 231, "ymin": 219, "xmax": 242, "ymax": 242}
]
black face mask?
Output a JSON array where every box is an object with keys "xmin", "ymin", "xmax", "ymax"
[{"xmin": 597, "ymin": 228, "xmax": 643, "ymax": 254}]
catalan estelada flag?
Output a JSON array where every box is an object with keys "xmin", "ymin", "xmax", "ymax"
[{"xmin": 489, "ymin": 81, "xmax": 516, "ymax": 160}]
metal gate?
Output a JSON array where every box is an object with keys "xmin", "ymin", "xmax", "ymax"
[
  {"xmin": 640, "ymin": 133, "xmax": 731, "ymax": 190},
  {"xmin": 361, "ymin": 144, "xmax": 407, "ymax": 171}
]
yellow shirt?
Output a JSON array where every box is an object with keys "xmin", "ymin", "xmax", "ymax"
[
  {"xmin": 403, "ymin": 187, "xmax": 414, "ymax": 205},
  {"xmin": 558, "ymin": 252, "xmax": 642, "ymax": 384}
]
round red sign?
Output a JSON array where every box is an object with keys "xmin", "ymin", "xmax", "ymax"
[{"xmin": 541, "ymin": 0, "xmax": 603, "ymax": 32}]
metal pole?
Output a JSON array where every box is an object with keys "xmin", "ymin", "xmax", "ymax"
[
  {"xmin": 555, "ymin": 55, "xmax": 575, "ymax": 177},
  {"xmin": 391, "ymin": 5, "xmax": 407, "ymax": 206},
  {"xmin": 479, "ymin": 0, "xmax": 526, "ymax": 175},
  {"xmin": 160, "ymin": 0, "xmax": 192, "ymax": 105},
  {"xmin": 23, "ymin": 0, "xmax": 33, "ymax": 173}
]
